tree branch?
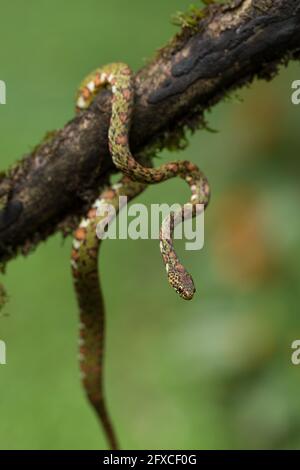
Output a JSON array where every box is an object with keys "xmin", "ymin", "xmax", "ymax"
[{"xmin": 1, "ymin": 0, "xmax": 300, "ymax": 262}]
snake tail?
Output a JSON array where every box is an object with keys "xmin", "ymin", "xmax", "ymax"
[{"xmin": 71, "ymin": 177, "xmax": 146, "ymax": 449}]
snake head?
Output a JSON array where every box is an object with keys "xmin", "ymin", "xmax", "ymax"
[{"xmin": 167, "ymin": 264, "xmax": 195, "ymax": 300}]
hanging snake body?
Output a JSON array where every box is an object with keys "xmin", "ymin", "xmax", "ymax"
[{"xmin": 72, "ymin": 63, "xmax": 210, "ymax": 449}]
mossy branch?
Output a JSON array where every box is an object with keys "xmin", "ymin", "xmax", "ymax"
[{"xmin": 0, "ymin": 0, "xmax": 300, "ymax": 263}]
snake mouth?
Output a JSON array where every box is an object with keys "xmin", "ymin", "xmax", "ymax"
[
  {"xmin": 180, "ymin": 289, "xmax": 195, "ymax": 301},
  {"xmin": 175, "ymin": 283, "xmax": 195, "ymax": 301}
]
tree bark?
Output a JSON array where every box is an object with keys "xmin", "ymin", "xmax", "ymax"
[{"xmin": 0, "ymin": 0, "xmax": 300, "ymax": 262}]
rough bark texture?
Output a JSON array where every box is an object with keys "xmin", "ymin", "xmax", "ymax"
[{"xmin": 0, "ymin": 0, "xmax": 300, "ymax": 262}]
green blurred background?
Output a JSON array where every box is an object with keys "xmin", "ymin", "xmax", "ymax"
[{"xmin": 0, "ymin": 0, "xmax": 300, "ymax": 450}]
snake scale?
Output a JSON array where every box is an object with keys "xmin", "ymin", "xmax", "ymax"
[{"xmin": 71, "ymin": 63, "xmax": 210, "ymax": 449}]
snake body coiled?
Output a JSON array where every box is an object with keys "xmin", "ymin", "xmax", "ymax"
[{"xmin": 72, "ymin": 63, "xmax": 210, "ymax": 449}]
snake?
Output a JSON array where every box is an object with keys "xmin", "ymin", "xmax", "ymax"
[{"xmin": 72, "ymin": 63, "xmax": 210, "ymax": 449}]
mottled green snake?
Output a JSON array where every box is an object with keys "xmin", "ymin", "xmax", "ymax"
[{"xmin": 72, "ymin": 63, "xmax": 210, "ymax": 449}]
